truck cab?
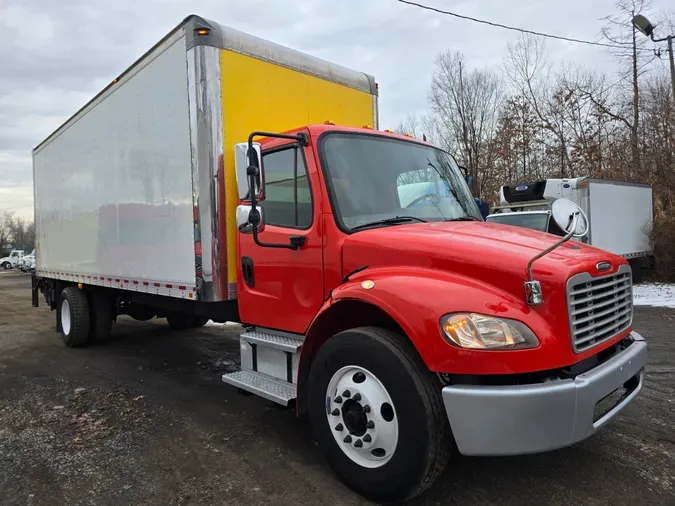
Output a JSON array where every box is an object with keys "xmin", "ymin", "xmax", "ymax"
[
  {"xmin": 223, "ymin": 124, "xmax": 646, "ymax": 501},
  {"xmin": 1, "ymin": 249, "xmax": 24, "ymax": 269}
]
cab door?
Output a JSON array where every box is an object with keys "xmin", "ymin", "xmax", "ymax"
[{"xmin": 236, "ymin": 140, "xmax": 324, "ymax": 334}]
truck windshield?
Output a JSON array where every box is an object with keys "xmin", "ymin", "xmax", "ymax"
[
  {"xmin": 320, "ymin": 133, "xmax": 482, "ymax": 231},
  {"xmin": 486, "ymin": 212, "xmax": 550, "ymax": 232}
]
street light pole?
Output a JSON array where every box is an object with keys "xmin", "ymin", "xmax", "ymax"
[{"xmin": 632, "ymin": 14, "xmax": 675, "ymax": 104}]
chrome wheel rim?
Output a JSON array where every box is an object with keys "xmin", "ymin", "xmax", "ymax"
[
  {"xmin": 61, "ymin": 299, "xmax": 71, "ymax": 335},
  {"xmin": 325, "ymin": 365, "xmax": 398, "ymax": 468}
]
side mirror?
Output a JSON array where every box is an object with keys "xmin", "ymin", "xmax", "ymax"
[
  {"xmin": 551, "ymin": 199, "xmax": 588, "ymax": 238},
  {"xmin": 457, "ymin": 163, "xmax": 470, "ymax": 183},
  {"xmin": 236, "ymin": 204, "xmax": 265, "ymax": 233},
  {"xmin": 234, "ymin": 142, "xmax": 264, "ymax": 200}
]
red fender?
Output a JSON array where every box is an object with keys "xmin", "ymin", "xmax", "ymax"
[{"xmin": 301, "ymin": 266, "xmax": 630, "ymax": 376}]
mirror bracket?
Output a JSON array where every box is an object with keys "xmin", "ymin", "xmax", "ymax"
[
  {"xmin": 244, "ymin": 130, "xmax": 310, "ymax": 251},
  {"xmin": 524, "ymin": 204, "xmax": 585, "ymax": 306}
]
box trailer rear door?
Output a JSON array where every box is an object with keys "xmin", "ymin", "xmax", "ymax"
[{"xmin": 586, "ymin": 180, "xmax": 653, "ymax": 258}]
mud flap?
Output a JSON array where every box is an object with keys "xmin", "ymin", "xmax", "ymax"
[{"xmin": 31, "ymin": 273, "xmax": 40, "ymax": 308}]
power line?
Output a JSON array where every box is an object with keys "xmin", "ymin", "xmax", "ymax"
[{"xmin": 396, "ymin": 0, "xmax": 649, "ymax": 51}]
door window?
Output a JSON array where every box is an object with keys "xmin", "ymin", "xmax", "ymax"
[{"xmin": 261, "ymin": 147, "xmax": 312, "ymax": 229}]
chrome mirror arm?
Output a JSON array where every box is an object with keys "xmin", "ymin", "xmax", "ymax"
[{"xmin": 524, "ymin": 212, "xmax": 579, "ymax": 305}]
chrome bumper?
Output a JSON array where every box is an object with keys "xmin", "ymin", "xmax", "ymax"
[{"xmin": 442, "ymin": 332, "xmax": 647, "ymax": 456}]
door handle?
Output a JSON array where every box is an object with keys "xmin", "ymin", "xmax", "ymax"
[
  {"xmin": 289, "ymin": 236, "xmax": 306, "ymax": 249},
  {"xmin": 241, "ymin": 256, "xmax": 255, "ymax": 288}
]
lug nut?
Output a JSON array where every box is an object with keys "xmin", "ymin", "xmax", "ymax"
[
  {"xmin": 363, "ymin": 434, "xmax": 372, "ymax": 443},
  {"xmin": 334, "ymin": 396, "xmax": 343, "ymax": 404},
  {"xmin": 343, "ymin": 435, "xmax": 352, "ymax": 443},
  {"xmin": 353, "ymin": 393, "xmax": 362, "ymax": 402},
  {"xmin": 342, "ymin": 390, "xmax": 351, "ymax": 398},
  {"xmin": 366, "ymin": 421, "xmax": 375, "ymax": 429},
  {"xmin": 363, "ymin": 405, "xmax": 371, "ymax": 413},
  {"xmin": 354, "ymin": 439, "xmax": 363, "ymax": 448},
  {"xmin": 335, "ymin": 423, "xmax": 344, "ymax": 431},
  {"xmin": 331, "ymin": 408, "xmax": 340, "ymax": 416}
]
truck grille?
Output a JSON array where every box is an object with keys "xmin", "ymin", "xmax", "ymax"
[{"xmin": 566, "ymin": 264, "xmax": 633, "ymax": 353}]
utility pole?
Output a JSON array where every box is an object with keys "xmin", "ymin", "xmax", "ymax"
[{"xmin": 668, "ymin": 35, "xmax": 675, "ymax": 105}]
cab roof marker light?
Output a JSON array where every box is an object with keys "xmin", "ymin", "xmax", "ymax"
[
  {"xmin": 384, "ymin": 129, "xmax": 395, "ymax": 133},
  {"xmin": 362, "ymin": 124, "xmax": 373, "ymax": 129},
  {"xmin": 324, "ymin": 120, "xmax": 336, "ymax": 125}
]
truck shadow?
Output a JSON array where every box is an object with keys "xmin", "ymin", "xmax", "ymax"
[{"xmin": 90, "ymin": 319, "xmax": 620, "ymax": 505}]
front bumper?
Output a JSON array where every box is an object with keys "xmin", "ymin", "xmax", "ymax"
[{"xmin": 442, "ymin": 332, "xmax": 647, "ymax": 456}]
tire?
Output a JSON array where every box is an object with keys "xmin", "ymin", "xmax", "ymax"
[
  {"xmin": 308, "ymin": 327, "xmax": 452, "ymax": 503},
  {"xmin": 58, "ymin": 287, "xmax": 91, "ymax": 347},
  {"xmin": 166, "ymin": 313, "xmax": 194, "ymax": 330},
  {"xmin": 89, "ymin": 291, "xmax": 113, "ymax": 344},
  {"xmin": 192, "ymin": 317, "xmax": 209, "ymax": 328},
  {"xmin": 2, "ymin": 262, "xmax": 11, "ymax": 270}
]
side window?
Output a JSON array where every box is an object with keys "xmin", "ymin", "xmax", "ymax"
[{"xmin": 261, "ymin": 147, "xmax": 312, "ymax": 228}]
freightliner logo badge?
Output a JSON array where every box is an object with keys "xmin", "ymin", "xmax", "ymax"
[{"xmin": 596, "ymin": 261, "xmax": 612, "ymax": 272}]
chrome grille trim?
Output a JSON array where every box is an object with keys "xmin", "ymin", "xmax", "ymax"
[{"xmin": 566, "ymin": 264, "xmax": 633, "ymax": 353}]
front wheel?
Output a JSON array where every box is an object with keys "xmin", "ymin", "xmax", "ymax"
[
  {"xmin": 2, "ymin": 262, "xmax": 11, "ymax": 270},
  {"xmin": 308, "ymin": 327, "xmax": 452, "ymax": 503}
]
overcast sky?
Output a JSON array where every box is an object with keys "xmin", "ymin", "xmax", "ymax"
[{"xmin": 1, "ymin": 0, "xmax": 672, "ymax": 219}]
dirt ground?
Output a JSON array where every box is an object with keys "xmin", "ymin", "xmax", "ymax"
[{"xmin": 0, "ymin": 270, "xmax": 673, "ymax": 506}]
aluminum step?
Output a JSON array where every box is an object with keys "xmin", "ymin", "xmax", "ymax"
[
  {"xmin": 241, "ymin": 330, "xmax": 303, "ymax": 352},
  {"xmin": 222, "ymin": 370, "xmax": 296, "ymax": 405}
]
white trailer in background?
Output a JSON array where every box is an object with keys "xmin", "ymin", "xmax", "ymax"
[{"xmin": 486, "ymin": 177, "xmax": 654, "ymax": 263}]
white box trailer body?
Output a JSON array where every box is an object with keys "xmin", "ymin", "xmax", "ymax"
[
  {"xmin": 579, "ymin": 180, "xmax": 653, "ymax": 258},
  {"xmin": 490, "ymin": 177, "xmax": 653, "ymax": 259},
  {"xmin": 32, "ymin": 15, "xmax": 378, "ymax": 302}
]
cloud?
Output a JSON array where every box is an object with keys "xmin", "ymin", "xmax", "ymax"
[{"xmin": 0, "ymin": 0, "xmax": 671, "ymax": 219}]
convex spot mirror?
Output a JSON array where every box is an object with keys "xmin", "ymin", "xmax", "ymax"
[
  {"xmin": 234, "ymin": 142, "xmax": 264, "ymax": 200},
  {"xmin": 551, "ymin": 198, "xmax": 588, "ymax": 238}
]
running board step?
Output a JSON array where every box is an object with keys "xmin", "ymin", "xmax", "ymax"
[
  {"xmin": 241, "ymin": 330, "xmax": 303, "ymax": 352},
  {"xmin": 222, "ymin": 370, "xmax": 296, "ymax": 405}
]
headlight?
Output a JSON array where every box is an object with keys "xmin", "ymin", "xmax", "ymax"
[{"xmin": 440, "ymin": 313, "xmax": 539, "ymax": 350}]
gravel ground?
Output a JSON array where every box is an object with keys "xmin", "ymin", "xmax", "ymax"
[{"xmin": 0, "ymin": 270, "xmax": 673, "ymax": 505}]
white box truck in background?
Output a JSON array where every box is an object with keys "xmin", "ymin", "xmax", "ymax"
[{"xmin": 486, "ymin": 177, "xmax": 654, "ymax": 265}]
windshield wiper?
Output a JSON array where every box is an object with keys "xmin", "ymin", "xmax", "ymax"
[
  {"xmin": 446, "ymin": 216, "xmax": 481, "ymax": 222},
  {"xmin": 352, "ymin": 216, "xmax": 427, "ymax": 231}
]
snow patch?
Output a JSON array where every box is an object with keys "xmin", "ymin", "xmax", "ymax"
[
  {"xmin": 206, "ymin": 321, "xmax": 242, "ymax": 327},
  {"xmin": 632, "ymin": 283, "xmax": 675, "ymax": 308}
]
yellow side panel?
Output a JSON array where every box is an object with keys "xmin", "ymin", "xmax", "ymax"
[{"xmin": 221, "ymin": 49, "xmax": 375, "ymax": 285}]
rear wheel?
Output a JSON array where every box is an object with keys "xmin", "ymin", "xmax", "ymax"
[
  {"xmin": 59, "ymin": 287, "xmax": 91, "ymax": 347},
  {"xmin": 308, "ymin": 327, "xmax": 451, "ymax": 503}
]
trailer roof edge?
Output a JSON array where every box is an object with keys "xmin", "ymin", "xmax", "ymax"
[{"xmin": 33, "ymin": 14, "xmax": 377, "ymax": 154}]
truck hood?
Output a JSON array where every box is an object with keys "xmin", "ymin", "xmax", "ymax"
[{"xmin": 341, "ymin": 221, "xmax": 623, "ymax": 295}]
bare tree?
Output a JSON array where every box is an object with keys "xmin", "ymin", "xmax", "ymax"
[
  {"xmin": 0, "ymin": 212, "xmax": 15, "ymax": 253},
  {"xmin": 504, "ymin": 34, "xmax": 580, "ymax": 177},
  {"xmin": 10, "ymin": 218, "xmax": 35, "ymax": 252},
  {"xmin": 595, "ymin": 0, "xmax": 653, "ymax": 172},
  {"xmin": 429, "ymin": 51, "xmax": 503, "ymax": 197}
]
